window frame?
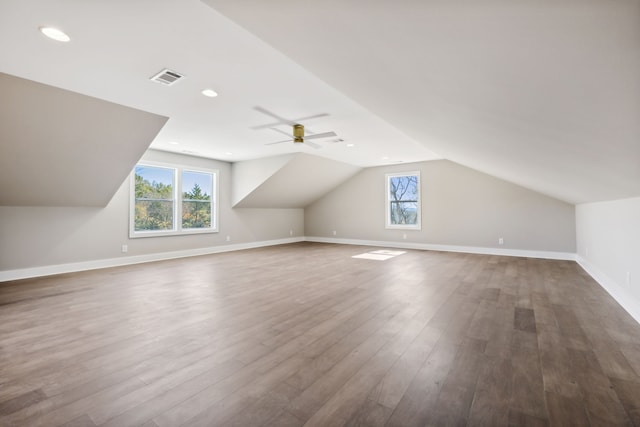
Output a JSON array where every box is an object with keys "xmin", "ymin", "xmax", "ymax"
[
  {"xmin": 385, "ymin": 171, "xmax": 421, "ymax": 230},
  {"xmin": 129, "ymin": 161, "xmax": 219, "ymax": 238}
]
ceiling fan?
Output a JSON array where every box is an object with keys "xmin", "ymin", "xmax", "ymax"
[
  {"xmin": 266, "ymin": 124, "xmax": 337, "ymax": 149},
  {"xmin": 252, "ymin": 106, "xmax": 329, "ymax": 130}
]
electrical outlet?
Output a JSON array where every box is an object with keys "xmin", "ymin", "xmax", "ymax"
[
  {"xmin": 226, "ymin": 235, "xmax": 231, "ymax": 242},
  {"xmin": 332, "ymin": 230, "xmax": 337, "ymax": 236},
  {"xmin": 289, "ymin": 229, "xmax": 293, "ymax": 236},
  {"xmin": 403, "ymin": 233, "xmax": 407, "ymax": 240},
  {"xmin": 498, "ymin": 237, "xmax": 504, "ymax": 245},
  {"xmin": 121, "ymin": 244, "xmax": 128, "ymax": 253}
]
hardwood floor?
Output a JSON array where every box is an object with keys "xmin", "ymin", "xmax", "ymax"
[{"xmin": 1, "ymin": 242, "xmax": 639, "ymax": 426}]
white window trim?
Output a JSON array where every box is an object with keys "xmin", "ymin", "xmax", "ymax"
[
  {"xmin": 385, "ymin": 171, "xmax": 421, "ymax": 230},
  {"xmin": 129, "ymin": 161, "xmax": 219, "ymax": 238}
]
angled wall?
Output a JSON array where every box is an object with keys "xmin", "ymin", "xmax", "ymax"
[
  {"xmin": 0, "ymin": 73, "xmax": 168, "ymax": 207},
  {"xmin": 0, "ymin": 150, "xmax": 303, "ymax": 277},
  {"xmin": 231, "ymin": 154, "xmax": 294, "ymax": 206},
  {"xmin": 232, "ymin": 153, "xmax": 361, "ymax": 208},
  {"xmin": 305, "ymin": 160, "xmax": 576, "ymax": 254}
]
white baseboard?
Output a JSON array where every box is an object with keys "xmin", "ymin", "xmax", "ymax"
[
  {"xmin": 0, "ymin": 236, "xmax": 575, "ymax": 282},
  {"xmin": 3, "ymin": 236, "xmax": 636, "ymax": 326},
  {"xmin": 0, "ymin": 237, "xmax": 305, "ymax": 282},
  {"xmin": 304, "ymin": 236, "xmax": 576, "ymax": 261},
  {"xmin": 576, "ymin": 255, "xmax": 640, "ymax": 325}
]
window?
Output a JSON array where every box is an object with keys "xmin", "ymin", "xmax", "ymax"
[
  {"xmin": 130, "ymin": 163, "xmax": 218, "ymax": 237},
  {"xmin": 182, "ymin": 170, "xmax": 213, "ymax": 230},
  {"xmin": 386, "ymin": 171, "xmax": 421, "ymax": 229}
]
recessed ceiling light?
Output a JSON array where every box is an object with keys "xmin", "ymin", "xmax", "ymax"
[
  {"xmin": 346, "ymin": 143, "xmax": 355, "ymax": 147},
  {"xmin": 39, "ymin": 26, "xmax": 70, "ymax": 42},
  {"xmin": 202, "ymin": 89, "xmax": 218, "ymax": 98},
  {"xmin": 382, "ymin": 156, "xmax": 389, "ymax": 160},
  {"xmin": 168, "ymin": 141, "xmax": 180, "ymax": 145},
  {"xmin": 225, "ymin": 152, "xmax": 233, "ymax": 155}
]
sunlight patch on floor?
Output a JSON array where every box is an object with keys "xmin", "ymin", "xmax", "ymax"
[{"xmin": 352, "ymin": 249, "xmax": 406, "ymax": 261}]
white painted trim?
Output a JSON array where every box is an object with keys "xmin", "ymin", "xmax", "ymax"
[
  {"xmin": 304, "ymin": 236, "xmax": 576, "ymax": 261},
  {"xmin": 0, "ymin": 237, "xmax": 305, "ymax": 282},
  {"xmin": 385, "ymin": 171, "xmax": 422, "ymax": 230},
  {"xmin": 129, "ymin": 162, "xmax": 220, "ymax": 238},
  {"xmin": 1, "ymin": 235, "xmax": 573, "ymax": 282},
  {"xmin": 576, "ymin": 255, "xmax": 640, "ymax": 325}
]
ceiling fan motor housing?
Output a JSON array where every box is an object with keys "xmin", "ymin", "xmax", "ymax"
[{"xmin": 293, "ymin": 124, "xmax": 304, "ymax": 143}]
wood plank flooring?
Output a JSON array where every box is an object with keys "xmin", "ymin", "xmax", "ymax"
[{"xmin": 1, "ymin": 242, "xmax": 639, "ymax": 426}]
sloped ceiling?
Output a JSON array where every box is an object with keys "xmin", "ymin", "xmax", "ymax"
[
  {"xmin": 0, "ymin": 73, "xmax": 168, "ymax": 207},
  {"xmin": 232, "ymin": 153, "xmax": 361, "ymax": 208},
  {"xmin": 0, "ymin": 0, "xmax": 438, "ymax": 171},
  {"xmin": 1, "ymin": 1, "xmax": 638, "ymax": 208},
  {"xmin": 204, "ymin": 0, "xmax": 640, "ymax": 204}
]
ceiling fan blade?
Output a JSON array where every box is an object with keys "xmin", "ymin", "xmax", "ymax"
[
  {"xmin": 270, "ymin": 128, "xmax": 292, "ymax": 137},
  {"xmin": 254, "ymin": 106, "xmax": 288, "ymax": 121},
  {"xmin": 265, "ymin": 139, "xmax": 292, "ymax": 145},
  {"xmin": 304, "ymin": 131, "xmax": 337, "ymax": 140},
  {"xmin": 305, "ymin": 141, "xmax": 322, "ymax": 149},
  {"xmin": 291, "ymin": 113, "xmax": 329, "ymax": 122},
  {"xmin": 251, "ymin": 106, "xmax": 296, "ymax": 129}
]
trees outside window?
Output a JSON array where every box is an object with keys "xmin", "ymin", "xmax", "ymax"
[
  {"xmin": 131, "ymin": 163, "xmax": 217, "ymax": 237},
  {"xmin": 386, "ymin": 172, "xmax": 421, "ymax": 229},
  {"xmin": 134, "ymin": 165, "xmax": 175, "ymax": 231},
  {"xmin": 182, "ymin": 170, "xmax": 212, "ymax": 229}
]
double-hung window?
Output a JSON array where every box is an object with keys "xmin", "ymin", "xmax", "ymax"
[
  {"xmin": 385, "ymin": 171, "xmax": 421, "ymax": 229},
  {"xmin": 130, "ymin": 163, "xmax": 218, "ymax": 237}
]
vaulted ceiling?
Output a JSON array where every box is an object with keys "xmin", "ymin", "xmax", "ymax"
[{"xmin": 1, "ymin": 0, "xmax": 638, "ymax": 207}]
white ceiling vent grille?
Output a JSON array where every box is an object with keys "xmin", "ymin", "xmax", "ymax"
[{"xmin": 150, "ymin": 68, "xmax": 184, "ymax": 86}]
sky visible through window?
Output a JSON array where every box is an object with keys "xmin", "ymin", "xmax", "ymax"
[
  {"xmin": 135, "ymin": 166, "xmax": 212, "ymax": 197},
  {"xmin": 182, "ymin": 170, "xmax": 212, "ymax": 196},
  {"xmin": 135, "ymin": 165, "xmax": 173, "ymax": 186}
]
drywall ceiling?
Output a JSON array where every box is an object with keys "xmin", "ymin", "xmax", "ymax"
[
  {"xmin": 0, "ymin": 73, "xmax": 168, "ymax": 207},
  {"xmin": 204, "ymin": 0, "xmax": 640, "ymax": 204},
  {"xmin": 0, "ymin": 0, "xmax": 438, "ymax": 174},
  {"xmin": 2, "ymin": 0, "xmax": 638, "ymax": 206}
]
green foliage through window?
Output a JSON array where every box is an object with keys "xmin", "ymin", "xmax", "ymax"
[
  {"xmin": 134, "ymin": 166, "xmax": 174, "ymax": 231},
  {"xmin": 132, "ymin": 164, "xmax": 217, "ymax": 235},
  {"xmin": 182, "ymin": 171, "xmax": 212, "ymax": 229}
]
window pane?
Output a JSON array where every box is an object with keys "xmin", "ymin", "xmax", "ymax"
[
  {"xmin": 389, "ymin": 175, "xmax": 418, "ymax": 202},
  {"xmin": 134, "ymin": 165, "xmax": 175, "ymax": 232},
  {"xmin": 182, "ymin": 170, "xmax": 212, "ymax": 198},
  {"xmin": 390, "ymin": 201, "xmax": 418, "ymax": 225},
  {"xmin": 182, "ymin": 201, "xmax": 212, "ymax": 229},
  {"xmin": 135, "ymin": 200, "xmax": 174, "ymax": 230},
  {"xmin": 135, "ymin": 166, "xmax": 174, "ymax": 200},
  {"xmin": 182, "ymin": 170, "xmax": 213, "ymax": 229},
  {"xmin": 386, "ymin": 172, "xmax": 420, "ymax": 229}
]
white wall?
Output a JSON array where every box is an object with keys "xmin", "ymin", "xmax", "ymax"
[
  {"xmin": 305, "ymin": 160, "xmax": 576, "ymax": 254},
  {"xmin": 576, "ymin": 196, "xmax": 640, "ymax": 322},
  {"xmin": 231, "ymin": 154, "xmax": 293, "ymax": 206},
  {"xmin": 0, "ymin": 150, "xmax": 303, "ymax": 275}
]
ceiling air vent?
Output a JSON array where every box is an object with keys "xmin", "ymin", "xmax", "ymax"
[{"xmin": 150, "ymin": 68, "xmax": 184, "ymax": 86}]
